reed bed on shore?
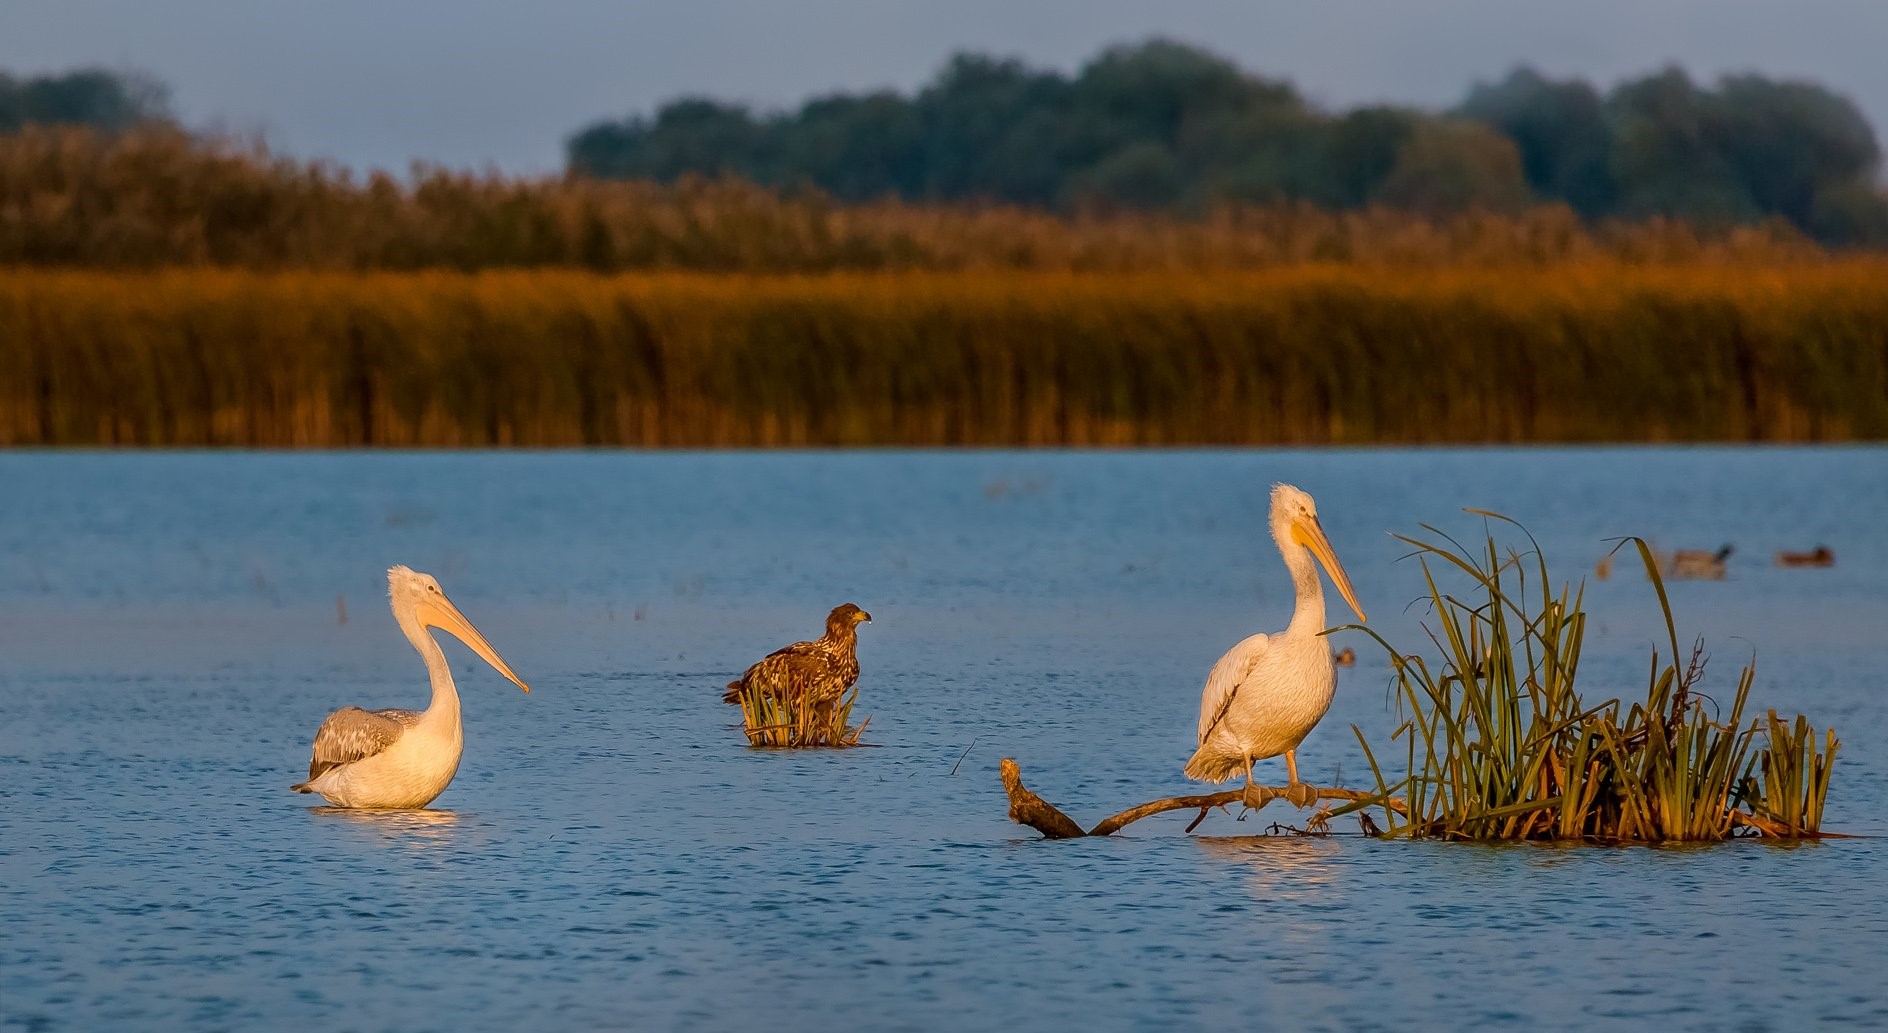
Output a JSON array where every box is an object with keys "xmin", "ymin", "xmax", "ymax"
[
  {"xmin": 1340, "ymin": 516, "xmax": 1839, "ymax": 841},
  {"xmin": 2, "ymin": 263, "xmax": 1885, "ymax": 446},
  {"xmin": 0, "ymin": 126, "xmax": 1842, "ymax": 273},
  {"xmin": 736, "ymin": 683, "xmax": 868, "ymax": 749}
]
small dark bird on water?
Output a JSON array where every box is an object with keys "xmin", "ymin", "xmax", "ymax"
[
  {"xmin": 1775, "ymin": 546, "xmax": 1835, "ymax": 568},
  {"xmin": 722, "ymin": 603, "xmax": 872, "ymax": 711},
  {"xmin": 1669, "ymin": 544, "xmax": 1733, "ymax": 580}
]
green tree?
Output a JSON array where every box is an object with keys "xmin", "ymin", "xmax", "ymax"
[
  {"xmin": 913, "ymin": 54, "xmax": 1072, "ymax": 205},
  {"xmin": 567, "ymin": 98, "xmax": 774, "ymax": 182},
  {"xmin": 1712, "ymin": 74, "xmax": 1880, "ymax": 228},
  {"xmin": 1314, "ymin": 106, "xmax": 1418, "ymax": 209},
  {"xmin": 1075, "ymin": 40, "xmax": 1312, "ymax": 211},
  {"xmin": 1189, "ymin": 109, "xmax": 1322, "ymax": 206},
  {"xmin": 786, "ymin": 91, "xmax": 924, "ymax": 200},
  {"xmin": 1070, "ymin": 141, "xmax": 1186, "ymax": 210},
  {"xmin": 1069, "ymin": 39, "xmax": 1271, "ymax": 149},
  {"xmin": 1458, "ymin": 68, "xmax": 1614, "ymax": 216},
  {"xmin": 1606, "ymin": 67, "xmax": 1758, "ymax": 224},
  {"xmin": 0, "ymin": 68, "xmax": 169, "ymax": 132},
  {"xmin": 560, "ymin": 42, "xmax": 1887, "ymax": 237},
  {"xmin": 1374, "ymin": 118, "xmax": 1531, "ymax": 215},
  {"xmin": 1810, "ymin": 181, "xmax": 1888, "ymax": 247}
]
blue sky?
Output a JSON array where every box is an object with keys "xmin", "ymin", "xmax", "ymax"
[{"xmin": 4, "ymin": 0, "xmax": 1885, "ymax": 175}]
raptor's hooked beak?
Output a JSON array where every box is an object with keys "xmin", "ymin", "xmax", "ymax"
[
  {"xmin": 1292, "ymin": 515, "xmax": 1367, "ymax": 623},
  {"xmin": 420, "ymin": 593, "xmax": 532, "ymax": 692}
]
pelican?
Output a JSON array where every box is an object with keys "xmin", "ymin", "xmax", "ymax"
[
  {"xmin": 291, "ymin": 566, "xmax": 530, "ymax": 809},
  {"xmin": 1185, "ymin": 484, "xmax": 1366, "ymax": 791}
]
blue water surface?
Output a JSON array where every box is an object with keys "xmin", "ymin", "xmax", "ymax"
[{"xmin": 2, "ymin": 448, "xmax": 1885, "ymax": 1032}]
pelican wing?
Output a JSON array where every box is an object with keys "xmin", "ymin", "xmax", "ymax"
[
  {"xmin": 1197, "ymin": 632, "xmax": 1272, "ymax": 744},
  {"xmin": 306, "ymin": 706, "xmax": 421, "ymax": 780}
]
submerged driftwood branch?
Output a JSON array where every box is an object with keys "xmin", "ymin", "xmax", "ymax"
[
  {"xmin": 997, "ymin": 759, "xmax": 1846, "ymax": 842},
  {"xmin": 1728, "ymin": 810, "xmax": 1851, "ymax": 839},
  {"xmin": 1000, "ymin": 758, "xmax": 1087, "ymax": 838},
  {"xmin": 1000, "ymin": 758, "xmax": 1404, "ymax": 839}
]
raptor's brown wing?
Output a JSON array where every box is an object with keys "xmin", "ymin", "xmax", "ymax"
[{"xmin": 730, "ymin": 646, "xmax": 848, "ymax": 707}]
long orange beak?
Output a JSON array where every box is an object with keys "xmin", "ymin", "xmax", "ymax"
[
  {"xmin": 1293, "ymin": 515, "xmax": 1367, "ymax": 623},
  {"xmin": 419, "ymin": 594, "xmax": 531, "ymax": 692}
]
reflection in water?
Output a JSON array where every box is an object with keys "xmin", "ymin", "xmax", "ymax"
[
  {"xmin": 310, "ymin": 806, "xmax": 462, "ymax": 848},
  {"xmin": 1192, "ymin": 836, "xmax": 1350, "ymax": 968},
  {"xmin": 1193, "ymin": 835, "xmax": 1344, "ymax": 903}
]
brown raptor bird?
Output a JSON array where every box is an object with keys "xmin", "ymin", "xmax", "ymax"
[{"xmin": 722, "ymin": 603, "xmax": 872, "ymax": 711}]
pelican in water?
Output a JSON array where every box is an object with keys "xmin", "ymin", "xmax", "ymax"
[
  {"xmin": 1185, "ymin": 484, "xmax": 1366, "ymax": 791},
  {"xmin": 292, "ymin": 566, "xmax": 530, "ymax": 809}
]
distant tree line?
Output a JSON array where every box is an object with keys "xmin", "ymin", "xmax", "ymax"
[
  {"xmin": 567, "ymin": 40, "xmax": 1888, "ymax": 245},
  {"xmin": 0, "ymin": 67, "xmax": 171, "ymax": 133},
  {"xmin": 4, "ymin": 57, "xmax": 1882, "ymax": 250},
  {"xmin": 0, "ymin": 125, "xmax": 1835, "ymax": 271}
]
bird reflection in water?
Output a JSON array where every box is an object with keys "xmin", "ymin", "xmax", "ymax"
[
  {"xmin": 1193, "ymin": 837, "xmax": 1348, "ymax": 958},
  {"xmin": 1193, "ymin": 836, "xmax": 1344, "ymax": 903},
  {"xmin": 309, "ymin": 806, "xmax": 462, "ymax": 848},
  {"xmin": 1193, "ymin": 838, "xmax": 1359, "ymax": 982}
]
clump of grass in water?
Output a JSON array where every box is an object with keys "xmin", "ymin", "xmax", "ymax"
[
  {"xmin": 736, "ymin": 682, "xmax": 869, "ymax": 749},
  {"xmin": 1337, "ymin": 512, "xmax": 1839, "ymax": 842}
]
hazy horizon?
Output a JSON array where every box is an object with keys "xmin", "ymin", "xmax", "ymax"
[{"xmin": 5, "ymin": 1, "xmax": 1886, "ymax": 176}]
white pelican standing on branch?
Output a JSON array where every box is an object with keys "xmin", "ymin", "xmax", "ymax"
[
  {"xmin": 1185, "ymin": 484, "xmax": 1366, "ymax": 791},
  {"xmin": 292, "ymin": 566, "xmax": 531, "ymax": 809}
]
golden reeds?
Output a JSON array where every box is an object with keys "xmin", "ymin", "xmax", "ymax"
[
  {"xmin": 736, "ymin": 682, "xmax": 868, "ymax": 749},
  {"xmin": 1338, "ymin": 516, "xmax": 1840, "ymax": 842},
  {"xmin": 2, "ymin": 263, "xmax": 1885, "ymax": 446}
]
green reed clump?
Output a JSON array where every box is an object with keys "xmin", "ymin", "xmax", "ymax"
[
  {"xmin": 736, "ymin": 682, "xmax": 868, "ymax": 749},
  {"xmin": 1751, "ymin": 711, "xmax": 1840, "ymax": 835},
  {"xmin": 1340, "ymin": 514, "xmax": 1839, "ymax": 842}
]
